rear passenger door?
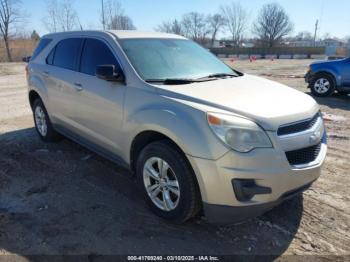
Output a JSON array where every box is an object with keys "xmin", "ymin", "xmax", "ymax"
[
  {"xmin": 72, "ymin": 37, "xmax": 127, "ymax": 156},
  {"xmin": 45, "ymin": 38, "xmax": 84, "ymax": 128}
]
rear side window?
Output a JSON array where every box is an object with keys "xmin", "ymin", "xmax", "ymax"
[
  {"xmin": 31, "ymin": 39, "xmax": 52, "ymax": 60},
  {"xmin": 53, "ymin": 38, "xmax": 83, "ymax": 71},
  {"xmin": 80, "ymin": 38, "xmax": 120, "ymax": 76},
  {"xmin": 46, "ymin": 47, "xmax": 55, "ymax": 65}
]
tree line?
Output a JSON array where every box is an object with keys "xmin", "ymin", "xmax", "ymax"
[
  {"xmin": 0, "ymin": 0, "xmax": 136, "ymax": 62},
  {"xmin": 42, "ymin": 0, "xmax": 136, "ymax": 33},
  {"xmin": 156, "ymin": 2, "xmax": 294, "ymax": 48},
  {"xmin": 0, "ymin": 0, "xmax": 349, "ymax": 62}
]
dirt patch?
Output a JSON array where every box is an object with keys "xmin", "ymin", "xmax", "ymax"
[{"xmin": 0, "ymin": 61, "xmax": 349, "ymax": 257}]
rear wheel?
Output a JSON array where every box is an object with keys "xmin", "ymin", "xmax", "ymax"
[
  {"xmin": 32, "ymin": 99, "xmax": 61, "ymax": 142},
  {"xmin": 310, "ymin": 74, "xmax": 335, "ymax": 97},
  {"xmin": 136, "ymin": 140, "xmax": 201, "ymax": 223}
]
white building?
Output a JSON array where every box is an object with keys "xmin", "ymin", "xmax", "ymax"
[{"xmin": 285, "ymin": 38, "xmax": 346, "ymax": 48}]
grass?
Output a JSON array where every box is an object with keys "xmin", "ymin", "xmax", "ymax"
[{"xmin": 0, "ymin": 39, "xmax": 37, "ymax": 62}]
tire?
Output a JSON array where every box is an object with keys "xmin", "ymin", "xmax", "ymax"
[
  {"xmin": 310, "ymin": 74, "xmax": 335, "ymax": 97},
  {"xmin": 136, "ymin": 140, "xmax": 201, "ymax": 223},
  {"xmin": 32, "ymin": 99, "xmax": 61, "ymax": 142}
]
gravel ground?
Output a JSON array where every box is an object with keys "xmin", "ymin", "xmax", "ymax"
[{"xmin": 0, "ymin": 61, "xmax": 349, "ymax": 259}]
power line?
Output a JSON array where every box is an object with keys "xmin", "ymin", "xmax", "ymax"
[{"xmin": 313, "ymin": 19, "xmax": 318, "ymax": 47}]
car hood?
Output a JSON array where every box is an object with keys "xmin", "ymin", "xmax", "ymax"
[
  {"xmin": 154, "ymin": 74, "xmax": 319, "ymax": 131},
  {"xmin": 311, "ymin": 58, "xmax": 345, "ymax": 66}
]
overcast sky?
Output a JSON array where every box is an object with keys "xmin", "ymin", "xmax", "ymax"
[{"xmin": 23, "ymin": 0, "xmax": 350, "ymax": 39}]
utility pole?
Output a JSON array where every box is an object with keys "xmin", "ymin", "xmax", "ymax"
[
  {"xmin": 102, "ymin": 0, "xmax": 106, "ymax": 30},
  {"xmin": 313, "ymin": 19, "xmax": 319, "ymax": 47}
]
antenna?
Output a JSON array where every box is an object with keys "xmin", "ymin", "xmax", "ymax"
[{"xmin": 102, "ymin": 0, "xmax": 106, "ymax": 30}]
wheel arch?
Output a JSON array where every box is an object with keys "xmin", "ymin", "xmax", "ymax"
[
  {"xmin": 130, "ymin": 130, "xmax": 203, "ymax": 204},
  {"xmin": 28, "ymin": 90, "xmax": 42, "ymax": 109},
  {"xmin": 130, "ymin": 130, "xmax": 186, "ymax": 174}
]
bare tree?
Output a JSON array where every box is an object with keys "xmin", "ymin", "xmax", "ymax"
[
  {"xmin": 207, "ymin": 14, "xmax": 225, "ymax": 47},
  {"xmin": 322, "ymin": 32, "xmax": 331, "ymax": 40},
  {"xmin": 101, "ymin": 0, "xmax": 136, "ymax": 30},
  {"xmin": 295, "ymin": 31, "xmax": 313, "ymax": 41},
  {"xmin": 43, "ymin": 0, "xmax": 59, "ymax": 32},
  {"xmin": 109, "ymin": 15, "xmax": 135, "ymax": 30},
  {"xmin": 43, "ymin": 0, "xmax": 79, "ymax": 32},
  {"xmin": 220, "ymin": 2, "xmax": 247, "ymax": 47},
  {"xmin": 156, "ymin": 19, "xmax": 183, "ymax": 35},
  {"xmin": 0, "ymin": 0, "xmax": 23, "ymax": 61},
  {"xmin": 181, "ymin": 12, "xmax": 209, "ymax": 44},
  {"xmin": 60, "ymin": 0, "xmax": 79, "ymax": 31},
  {"xmin": 253, "ymin": 3, "xmax": 293, "ymax": 47}
]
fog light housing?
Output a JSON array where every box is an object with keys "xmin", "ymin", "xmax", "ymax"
[{"xmin": 232, "ymin": 179, "xmax": 272, "ymax": 202}]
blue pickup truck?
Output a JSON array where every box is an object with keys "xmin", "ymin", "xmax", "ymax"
[{"xmin": 305, "ymin": 57, "xmax": 350, "ymax": 97}]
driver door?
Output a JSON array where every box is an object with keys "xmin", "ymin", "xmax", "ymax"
[{"xmin": 69, "ymin": 37, "xmax": 127, "ymax": 156}]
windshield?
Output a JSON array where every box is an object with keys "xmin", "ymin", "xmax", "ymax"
[{"xmin": 120, "ymin": 38, "xmax": 237, "ymax": 81}]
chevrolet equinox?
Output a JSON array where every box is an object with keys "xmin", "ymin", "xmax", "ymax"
[{"xmin": 27, "ymin": 31, "xmax": 327, "ymax": 224}]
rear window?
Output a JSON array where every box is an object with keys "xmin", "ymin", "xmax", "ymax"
[
  {"xmin": 31, "ymin": 38, "xmax": 52, "ymax": 60},
  {"xmin": 52, "ymin": 38, "xmax": 83, "ymax": 71}
]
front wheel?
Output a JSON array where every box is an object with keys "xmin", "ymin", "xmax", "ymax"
[
  {"xmin": 310, "ymin": 74, "xmax": 335, "ymax": 97},
  {"xmin": 136, "ymin": 140, "xmax": 201, "ymax": 223}
]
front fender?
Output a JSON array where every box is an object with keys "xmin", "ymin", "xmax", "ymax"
[{"xmin": 123, "ymin": 101, "xmax": 229, "ymax": 162}]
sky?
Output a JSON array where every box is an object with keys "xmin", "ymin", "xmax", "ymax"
[{"xmin": 23, "ymin": 0, "xmax": 350, "ymax": 39}]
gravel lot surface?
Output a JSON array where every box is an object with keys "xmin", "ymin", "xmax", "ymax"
[{"xmin": 0, "ymin": 60, "xmax": 349, "ymax": 258}]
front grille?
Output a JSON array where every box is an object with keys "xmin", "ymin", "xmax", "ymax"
[
  {"xmin": 285, "ymin": 142, "xmax": 322, "ymax": 166},
  {"xmin": 277, "ymin": 113, "xmax": 320, "ymax": 136}
]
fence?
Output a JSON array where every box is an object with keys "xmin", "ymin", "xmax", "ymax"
[{"xmin": 210, "ymin": 47, "xmax": 326, "ymax": 59}]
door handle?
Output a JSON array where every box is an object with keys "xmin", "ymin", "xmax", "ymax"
[
  {"xmin": 43, "ymin": 70, "xmax": 50, "ymax": 76},
  {"xmin": 74, "ymin": 82, "xmax": 83, "ymax": 91}
]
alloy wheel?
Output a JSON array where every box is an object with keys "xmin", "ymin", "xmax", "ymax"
[
  {"xmin": 35, "ymin": 106, "xmax": 47, "ymax": 137},
  {"xmin": 314, "ymin": 78, "xmax": 331, "ymax": 94},
  {"xmin": 143, "ymin": 157, "xmax": 180, "ymax": 211}
]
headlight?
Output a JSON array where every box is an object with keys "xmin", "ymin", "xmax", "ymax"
[{"xmin": 207, "ymin": 112, "xmax": 272, "ymax": 153}]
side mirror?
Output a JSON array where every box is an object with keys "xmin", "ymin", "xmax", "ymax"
[
  {"xmin": 96, "ymin": 65, "xmax": 124, "ymax": 82},
  {"xmin": 22, "ymin": 56, "xmax": 31, "ymax": 63}
]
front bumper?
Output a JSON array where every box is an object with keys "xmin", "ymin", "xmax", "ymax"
[
  {"xmin": 203, "ymin": 180, "xmax": 314, "ymax": 224},
  {"xmin": 305, "ymin": 70, "xmax": 314, "ymax": 85},
  {"xmin": 187, "ymin": 121, "xmax": 327, "ymax": 224}
]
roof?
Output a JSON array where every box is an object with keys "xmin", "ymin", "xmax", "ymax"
[
  {"xmin": 43, "ymin": 30, "xmax": 186, "ymax": 40},
  {"xmin": 108, "ymin": 30, "xmax": 186, "ymax": 40}
]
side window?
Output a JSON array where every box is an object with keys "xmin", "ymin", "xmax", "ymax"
[
  {"xmin": 46, "ymin": 47, "xmax": 55, "ymax": 65},
  {"xmin": 53, "ymin": 38, "xmax": 83, "ymax": 71},
  {"xmin": 31, "ymin": 38, "xmax": 52, "ymax": 60},
  {"xmin": 80, "ymin": 38, "xmax": 120, "ymax": 76}
]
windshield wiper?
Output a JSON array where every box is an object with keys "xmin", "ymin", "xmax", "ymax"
[
  {"xmin": 204, "ymin": 73, "xmax": 238, "ymax": 79},
  {"xmin": 145, "ymin": 78, "xmax": 216, "ymax": 85}
]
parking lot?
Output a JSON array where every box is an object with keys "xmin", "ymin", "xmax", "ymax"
[{"xmin": 0, "ymin": 60, "xmax": 349, "ymax": 257}]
